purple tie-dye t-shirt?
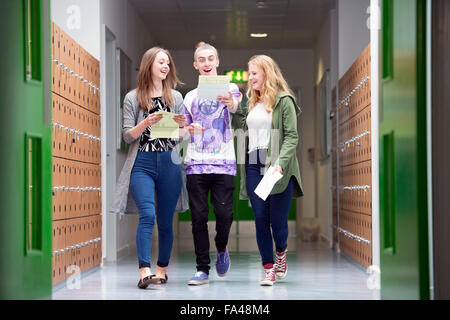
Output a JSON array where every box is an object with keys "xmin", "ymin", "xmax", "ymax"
[{"xmin": 183, "ymin": 83, "xmax": 240, "ymax": 176}]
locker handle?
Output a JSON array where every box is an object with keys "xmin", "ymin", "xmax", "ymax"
[
  {"xmin": 25, "ymin": 133, "xmax": 43, "ymax": 255},
  {"xmin": 382, "ymin": 132, "xmax": 395, "ymax": 255}
]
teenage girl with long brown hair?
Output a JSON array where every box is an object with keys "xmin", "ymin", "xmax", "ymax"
[{"xmin": 111, "ymin": 47, "xmax": 188, "ymax": 289}]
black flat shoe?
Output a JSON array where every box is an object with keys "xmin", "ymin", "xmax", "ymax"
[
  {"xmin": 137, "ymin": 275, "xmax": 153, "ymax": 289},
  {"xmin": 149, "ymin": 274, "xmax": 168, "ymax": 285}
]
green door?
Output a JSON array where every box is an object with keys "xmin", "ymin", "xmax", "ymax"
[
  {"xmin": 0, "ymin": 0, "xmax": 52, "ymax": 299},
  {"xmin": 380, "ymin": 0, "xmax": 429, "ymax": 299}
]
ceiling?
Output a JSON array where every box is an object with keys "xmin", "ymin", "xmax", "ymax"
[{"xmin": 128, "ymin": 0, "xmax": 335, "ymax": 50}]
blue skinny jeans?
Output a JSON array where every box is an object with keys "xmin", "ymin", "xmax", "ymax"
[
  {"xmin": 246, "ymin": 149, "xmax": 293, "ymax": 266},
  {"xmin": 129, "ymin": 151, "xmax": 182, "ymax": 269}
]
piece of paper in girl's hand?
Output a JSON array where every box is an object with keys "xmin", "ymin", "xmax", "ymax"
[
  {"xmin": 150, "ymin": 110, "xmax": 179, "ymax": 139},
  {"xmin": 254, "ymin": 166, "xmax": 283, "ymax": 201}
]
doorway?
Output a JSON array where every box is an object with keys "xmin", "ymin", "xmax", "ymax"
[{"xmin": 101, "ymin": 25, "xmax": 119, "ymax": 263}]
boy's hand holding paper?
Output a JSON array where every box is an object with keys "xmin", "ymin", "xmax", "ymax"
[{"xmin": 197, "ymin": 75, "xmax": 230, "ymax": 101}]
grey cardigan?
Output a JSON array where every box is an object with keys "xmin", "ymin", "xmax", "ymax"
[{"xmin": 109, "ymin": 89, "xmax": 189, "ymax": 215}]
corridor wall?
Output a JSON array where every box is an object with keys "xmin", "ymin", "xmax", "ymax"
[{"xmin": 51, "ymin": 22, "xmax": 102, "ymax": 285}]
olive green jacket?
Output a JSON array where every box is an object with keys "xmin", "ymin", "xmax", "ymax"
[{"xmin": 233, "ymin": 93, "xmax": 304, "ymax": 200}]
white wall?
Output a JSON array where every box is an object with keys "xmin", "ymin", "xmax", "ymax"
[
  {"xmin": 314, "ymin": 8, "xmax": 339, "ymax": 244},
  {"xmin": 338, "ymin": 0, "xmax": 371, "ymax": 78},
  {"xmin": 51, "ymin": 0, "xmax": 101, "ymax": 59},
  {"xmin": 99, "ymin": 0, "xmax": 157, "ymax": 260},
  {"xmin": 172, "ymin": 48, "xmax": 316, "ymax": 226}
]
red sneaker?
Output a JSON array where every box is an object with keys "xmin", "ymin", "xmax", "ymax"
[
  {"xmin": 260, "ymin": 266, "xmax": 275, "ymax": 286},
  {"xmin": 275, "ymin": 249, "xmax": 288, "ymax": 279}
]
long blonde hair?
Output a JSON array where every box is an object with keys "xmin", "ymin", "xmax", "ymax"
[
  {"xmin": 246, "ymin": 55, "xmax": 294, "ymax": 113},
  {"xmin": 137, "ymin": 47, "xmax": 182, "ymax": 110}
]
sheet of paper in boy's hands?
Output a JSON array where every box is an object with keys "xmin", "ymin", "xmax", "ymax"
[
  {"xmin": 197, "ymin": 75, "xmax": 230, "ymax": 100},
  {"xmin": 254, "ymin": 166, "xmax": 283, "ymax": 201},
  {"xmin": 150, "ymin": 110, "xmax": 179, "ymax": 139}
]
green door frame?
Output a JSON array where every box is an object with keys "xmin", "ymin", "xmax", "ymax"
[
  {"xmin": 0, "ymin": 0, "xmax": 53, "ymax": 299},
  {"xmin": 379, "ymin": 0, "xmax": 429, "ymax": 300}
]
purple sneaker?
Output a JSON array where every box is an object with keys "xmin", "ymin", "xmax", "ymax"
[
  {"xmin": 216, "ymin": 247, "xmax": 230, "ymax": 277},
  {"xmin": 187, "ymin": 271, "xmax": 209, "ymax": 285}
]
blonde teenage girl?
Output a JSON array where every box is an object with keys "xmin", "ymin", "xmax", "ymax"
[{"xmin": 234, "ymin": 55, "xmax": 303, "ymax": 286}]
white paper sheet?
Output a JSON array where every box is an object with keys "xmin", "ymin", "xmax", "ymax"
[
  {"xmin": 150, "ymin": 110, "xmax": 179, "ymax": 139},
  {"xmin": 254, "ymin": 166, "xmax": 283, "ymax": 201},
  {"xmin": 197, "ymin": 75, "xmax": 230, "ymax": 100}
]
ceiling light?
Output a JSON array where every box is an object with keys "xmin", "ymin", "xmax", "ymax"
[
  {"xmin": 256, "ymin": 0, "xmax": 267, "ymax": 9},
  {"xmin": 250, "ymin": 33, "xmax": 268, "ymax": 38}
]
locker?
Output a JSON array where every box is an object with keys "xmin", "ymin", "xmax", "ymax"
[
  {"xmin": 60, "ymin": 29, "xmax": 68, "ymax": 99},
  {"xmin": 73, "ymin": 44, "xmax": 80, "ymax": 105},
  {"xmin": 52, "ymin": 159, "xmax": 59, "ymax": 220},
  {"xmin": 52, "ymin": 93, "xmax": 60, "ymax": 124},
  {"xmin": 53, "ymin": 23, "xmax": 61, "ymax": 95},
  {"xmin": 52, "ymin": 221, "xmax": 65, "ymax": 285},
  {"xmin": 79, "ymin": 47, "xmax": 86, "ymax": 108},
  {"xmin": 66, "ymin": 36, "xmax": 73, "ymax": 100}
]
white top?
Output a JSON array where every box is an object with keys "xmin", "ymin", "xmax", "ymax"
[{"xmin": 246, "ymin": 102, "xmax": 272, "ymax": 153}]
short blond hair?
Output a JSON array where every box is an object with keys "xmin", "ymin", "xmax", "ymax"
[{"xmin": 194, "ymin": 42, "xmax": 219, "ymax": 61}]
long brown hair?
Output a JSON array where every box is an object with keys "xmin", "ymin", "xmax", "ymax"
[
  {"xmin": 136, "ymin": 47, "xmax": 182, "ymax": 110},
  {"xmin": 246, "ymin": 55, "xmax": 294, "ymax": 113}
]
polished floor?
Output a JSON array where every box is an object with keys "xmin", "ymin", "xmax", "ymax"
[{"xmin": 52, "ymin": 238, "xmax": 380, "ymax": 300}]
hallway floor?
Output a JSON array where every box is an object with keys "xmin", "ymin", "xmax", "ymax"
[{"xmin": 52, "ymin": 239, "xmax": 380, "ymax": 300}]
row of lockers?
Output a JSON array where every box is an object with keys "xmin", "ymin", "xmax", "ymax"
[
  {"xmin": 52, "ymin": 158, "xmax": 101, "ymax": 221},
  {"xmin": 338, "ymin": 45, "xmax": 371, "ymax": 103},
  {"xmin": 339, "ymin": 210, "xmax": 372, "ymax": 244},
  {"xmin": 52, "ymin": 21, "xmax": 102, "ymax": 286},
  {"xmin": 52, "ymin": 216, "xmax": 102, "ymax": 285},
  {"xmin": 52, "ymin": 93, "xmax": 101, "ymax": 138},
  {"xmin": 339, "ymin": 190, "xmax": 372, "ymax": 217},
  {"xmin": 331, "ymin": 44, "xmax": 372, "ymax": 267},
  {"xmin": 53, "ymin": 216, "xmax": 102, "ymax": 255},
  {"xmin": 52, "ymin": 22, "xmax": 100, "ymax": 114},
  {"xmin": 52, "ymin": 127, "xmax": 101, "ymax": 164},
  {"xmin": 339, "ymin": 160, "xmax": 372, "ymax": 188},
  {"xmin": 337, "ymin": 45, "xmax": 371, "ymax": 125},
  {"xmin": 53, "ymin": 157, "xmax": 101, "ymax": 187},
  {"xmin": 337, "ymin": 80, "xmax": 371, "ymax": 125},
  {"xmin": 52, "ymin": 66, "xmax": 100, "ymax": 115},
  {"xmin": 338, "ymin": 105, "xmax": 371, "ymax": 145},
  {"xmin": 338, "ymin": 209, "xmax": 372, "ymax": 267},
  {"xmin": 53, "ymin": 188, "xmax": 101, "ymax": 221},
  {"xmin": 338, "ymin": 107, "xmax": 372, "ymax": 167},
  {"xmin": 339, "ymin": 230, "xmax": 372, "ymax": 268},
  {"xmin": 51, "ymin": 22, "xmax": 100, "ymax": 87},
  {"xmin": 338, "ymin": 161, "xmax": 372, "ymax": 215},
  {"xmin": 53, "ymin": 239, "xmax": 102, "ymax": 285}
]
